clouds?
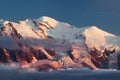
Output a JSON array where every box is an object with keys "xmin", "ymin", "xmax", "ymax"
[{"xmin": 0, "ymin": 64, "xmax": 120, "ymax": 80}]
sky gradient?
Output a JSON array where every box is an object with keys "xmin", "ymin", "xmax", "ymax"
[{"xmin": 0, "ymin": 0, "xmax": 120, "ymax": 35}]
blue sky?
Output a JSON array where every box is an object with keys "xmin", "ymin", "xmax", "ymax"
[{"xmin": 0, "ymin": 0, "xmax": 120, "ymax": 35}]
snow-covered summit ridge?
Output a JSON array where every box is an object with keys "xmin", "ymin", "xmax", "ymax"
[
  {"xmin": 36, "ymin": 16, "xmax": 58, "ymax": 28},
  {"xmin": 82, "ymin": 26, "xmax": 118, "ymax": 50},
  {"xmin": 84, "ymin": 26, "xmax": 115, "ymax": 37},
  {"xmin": 0, "ymin": 16, "xmax": 119, "ymax": 50}
]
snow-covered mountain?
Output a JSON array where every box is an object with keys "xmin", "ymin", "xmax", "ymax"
[
  {"xmin": 0, "ymin": 16, "xmax": 119, "ymax": 50},
  {"xmin": 0, "ymin": 16, "xmax": 120, "ymax": 70}
]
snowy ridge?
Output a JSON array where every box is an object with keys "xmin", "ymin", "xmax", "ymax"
[
  {"xmin": 83, "ymin": 26, "xmax": 117, "ymax": 51},
  {"xmin": 0, "ymin": 16, "xmax": 120, "ymax": 51},
  {"xmin": 36, "ymin": 16, "xmax": 58, "ymax": 28}
]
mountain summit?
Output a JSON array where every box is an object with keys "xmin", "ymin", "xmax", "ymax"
[{"xmin": 0, "ymin": 16, "xmax": 120, "ymax": 70}]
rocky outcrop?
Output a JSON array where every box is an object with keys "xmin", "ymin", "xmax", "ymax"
[
  {"xmin": 39, "ymin": 47, "xmax": 53, "ymax": 60},
  {"xmin": 25, "ymin": 60, "xmax": 62, "ymax": 71},
  {"xmin": 68, "ymin": 48, "xmax": 98, "ymax": 70},
  {"xmin": 89, "ymin": 47, "xmax": 105, "ymax": 68},
  {"xmin": 58, "ymin": 56, "xmax": 82, "ymax": 68},
  {"xmin": 0, "ymin": 45, "xmax": 97, "ymax": 70},
  {"xmin": 89, "ymin": 47, "xmax": 117, "ymax": 69},
  {"xmin": 0, "ymin": 45, "xmax": 120, "ymax": 70},
  {"xmin": 9, "ymin": 22, "xmax": 23, "ymax": 38},
  {"xmin": 0, "ymin": 48, "xmax": 10, "ymax": 63},
  {"xmin": 0, "ymin": 45, "xmax": 55, "ymax": 63}
]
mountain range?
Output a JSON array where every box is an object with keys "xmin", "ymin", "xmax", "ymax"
[{"xmin": 0, "ymin": 16, "xmax": 120, "ymax": 70}]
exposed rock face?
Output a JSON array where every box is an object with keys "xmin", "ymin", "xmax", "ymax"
[
  {"xmin": 89, "ymin": 47, "xmax": 105, "ymax": 68},
  {"xmin": 24, "ymin": 60, "xmax": 62, "ymax": 71},
  {"xmin": 49, "ymin": 61, "xmax": 62, "ymax": 69},
  {"xmin": 58, "ymin": 56, "xmax": 82, "ymax": 68},
  {"xmin": 89, "ymin": 47, "xmax": 119, "ymax": 69},
  {"xmin": 0, "ymin": 43, "xmax": 120, "ymax": 70},
  {"xmin": 39, "ymin": 47, "xmax": 53, "ymax": 60},
  {"xmin": 0, "ymin": 48, "xmax": 10, "ymax": 63},
  {"xmin": 0, "ymin": 46, "xmax": 55, "ymax": 63}
]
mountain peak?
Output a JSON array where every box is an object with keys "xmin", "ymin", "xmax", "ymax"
[
  {"xmin": 36, "ymin": 16, "xmax": 58, "ymax": 28},
  {"xmin": 83, "ymin": 26, "xmax": 116, "ymax": 50},
  {"xmin": 88, "ymin": 26, "xmax": 100, "ymax": 30},
  {"xmin": 84, "ymin": 26, "xmax": 115, "ymax": 37}
]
